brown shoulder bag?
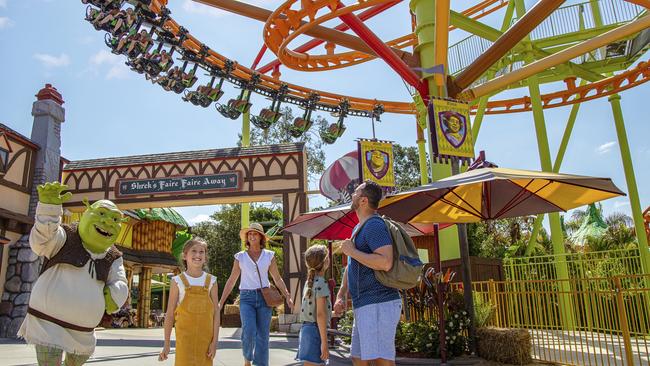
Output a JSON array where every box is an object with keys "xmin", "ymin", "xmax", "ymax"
[{"xmin": 254, "ymin": 259, "xmax": 284, "ymax": 307}]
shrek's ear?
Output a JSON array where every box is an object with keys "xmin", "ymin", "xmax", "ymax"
[
  {"xmin": 82, "ymin": 197, "xmax": 91, "ymax": 210},
  {"xmin": 121, "ymin": 217, "xmax": 130, "ymax": 223}
]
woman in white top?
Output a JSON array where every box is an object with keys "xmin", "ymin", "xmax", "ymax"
[{"xmin": 219, "ymin": 223, "xmax": 293, "ymax": 366}]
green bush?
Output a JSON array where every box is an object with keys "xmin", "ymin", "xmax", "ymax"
[
  {"xmin": 400, "ymin": 321, "xmax": 439, "ymax": 357},
  {"xmin": 445, "ymin": 309, "xmax": 471, "ymax": 357},
  {"xmin": 473, "ymin": 294, "xmax": 496, "ymax": 328},
  {"xmin": 337, "ymin": 310, "xmax": 354, "ymax": 344}
]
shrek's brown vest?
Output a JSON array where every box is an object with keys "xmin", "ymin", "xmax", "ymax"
[{"xmin": 39, "ymin": 223, "xmax": 122, "ymax": 283}]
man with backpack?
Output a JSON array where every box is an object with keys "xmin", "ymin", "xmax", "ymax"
[{"xmin": 334, "ymin": 180, "xmax": 404, "ymax": 366}]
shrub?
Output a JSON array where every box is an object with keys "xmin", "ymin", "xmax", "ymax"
[
  {"xmin": 445, "ymin": 309, "xmax": 471, "ymax": 357},
  {"xmin": 337, "ymin": 310, "xmax": 354, "ymax": 344},
  {"xmin": 473, "ymin": 294, "xmax": 496, "ymax": 328},
  {"xmin": 396, "ymin": 321, "xmax": 438, "ymax": 358}
]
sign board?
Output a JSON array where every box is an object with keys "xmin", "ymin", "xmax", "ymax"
[
  {"xmin": 428, "ymin": 98, "xmax": 474, "ymax": 161},
  {"xmin": 116, "ymin": 172, "xmax": 242, "ymax": 197},
  {"xmin": 358, "ymin": 139, "xmax": 395, "ymax": 189}
]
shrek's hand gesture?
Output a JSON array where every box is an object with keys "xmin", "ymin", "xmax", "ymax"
[{"xmin": 37, "ymin": 182, "xmax": 73, "ymax": 205}]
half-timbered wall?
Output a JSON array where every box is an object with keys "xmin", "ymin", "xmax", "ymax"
[{"xmin": 0, "ymin": 127, "xmax": 37, "ymax": 223}]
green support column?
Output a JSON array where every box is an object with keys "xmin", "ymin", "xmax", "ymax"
[
  {"xmin": 470, "ymin": 89, "xmax": 490, "ymax": 142},
  {"xmin": 241, "ymin": 93, "xmax": 251, "ymax": 249},
  {"xmin": 515, "ymin": 0, "xmax": 575, "ymax": 329},
  {"xmin": 410, "ymin": 0, "xmax": 460, "ymax": 260},
  {"xmin": 525, "ymin": 94, "xmax": 582, "ymax": 255},
  {"xmin": 608, "ymin": 94, "xmax": 650, "ymax": 276},
  {"xmin": 417, "ymin": 124, "xmax": 429, "ymax": 185},
  {"xmin": 528, "ymin": 71, "xmax": 577, "ymax": 331}
]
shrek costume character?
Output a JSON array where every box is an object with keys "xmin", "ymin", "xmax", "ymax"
[{"xmin": 18, "ymin": 182, "xmax": 128, "ymax": 365}]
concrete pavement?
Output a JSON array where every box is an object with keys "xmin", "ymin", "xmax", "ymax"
[{"xmin": 0, "ymin": 327, "xmax": 354, "ymax": 366}]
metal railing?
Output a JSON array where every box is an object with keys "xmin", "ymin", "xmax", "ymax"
[
  {"xmin": 503, "ymin": 248, "xmax": 643, "ymax": 281},
  {"xmin": 464, "ymin": 275, "xmax": 650, "ymax": 365},
  {"xmin": 446, "ymin": 0, "xmax": 646, "ymax": 76}
]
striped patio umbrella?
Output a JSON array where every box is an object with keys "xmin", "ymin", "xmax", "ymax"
[
  {"xmin": 379, "ymin": 167, "xmax": 625, "ymax": 224},
  {"xmin": 283, "ymin": 203, "xmax": 450, "ymax": 240}
]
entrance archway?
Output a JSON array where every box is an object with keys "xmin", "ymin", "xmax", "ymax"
[{"xmin": 61, "ymin": 143, "xmax": 308, "ymax": 310}]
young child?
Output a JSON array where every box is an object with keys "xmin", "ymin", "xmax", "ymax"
[
  {"xmin": 296, "ymin": 245, "xmax": 332, "ymax": 365},
  {"xmin": 159, "ymin": 237, "xmax": 220, "ymax": 365}
]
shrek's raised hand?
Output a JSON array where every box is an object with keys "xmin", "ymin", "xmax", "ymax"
[{"xmin": 18, "ymin": 182, "xmax": 128, "ymax": 365}]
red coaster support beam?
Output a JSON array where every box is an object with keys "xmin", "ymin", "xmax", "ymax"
[
  {"xmin": 257, "ymin": 0, "xmax": 401, "ymax": 75},
  {"xmin": 330, "ymin": 2, "xmax": 428, "ymax": 98}
]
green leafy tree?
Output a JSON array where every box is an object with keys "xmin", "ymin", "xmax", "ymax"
[
  {"xmin": 467, "ymin": 217, "xmax": 551, "ymax": 259},
  {"xmin": 392, "ymin": 144, "xmax": 430, "ymax": 192},
  {"xmin": 192, "ymin": 204, "xmax": 283, "ymax": 303}
]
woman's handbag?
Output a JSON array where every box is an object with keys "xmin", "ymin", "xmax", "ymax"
[{"xmin": 254, "ymin": 260, "xmax": 284, "ymax": 307}]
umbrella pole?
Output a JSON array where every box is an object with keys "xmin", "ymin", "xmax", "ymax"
[
  {"xmin": 434, "ymin": 224, "xmax": 447, "ymax": 363},
  {"xmin": 452, "ymin": 159, "xmax": 478, "ymax": 354}
]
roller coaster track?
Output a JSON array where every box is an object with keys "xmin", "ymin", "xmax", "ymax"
[
  {"xmin": 106, "ymin": 0, "xmax": 650, "ymax": 116},
  {"xmin": 140, "ymin": 0, "xmax": 506, "ymax": 116}
]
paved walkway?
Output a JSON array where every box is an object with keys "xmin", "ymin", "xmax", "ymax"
[{"xmin": 0, "ymin": 327, "xmax": 353, "ymax": 366}]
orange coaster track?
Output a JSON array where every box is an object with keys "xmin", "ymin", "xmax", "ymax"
[{"xmin": 147, "ymin": 0, "xmax": 650, "ymax": 116}]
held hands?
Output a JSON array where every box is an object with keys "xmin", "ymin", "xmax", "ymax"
[
  {"xmin": 207, "ymin": 341, "xmax": 218, "ymax": 359},
  {"xmin": 158, "ymin": 344, "xmax": 170, "ymax": 361},
  {"xmin": 103, "ymin": 286, "xmax": 119, "ymax": 313},
  {"xmin": 321, "ymin": 342, "xmax": 329, "ymax": 362},
  {"xmin": 333, "ymin": 297, "xmax": 347, "ymax": 316},
  {"xmin": 285, "ymin": 296, "xmax": 294, "ymax": 310},
  {"xmin": 37, "ymin": 182, "xmax": 73, "ymax": 205}
]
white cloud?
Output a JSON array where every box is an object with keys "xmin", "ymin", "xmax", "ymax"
[
  {"xmin": 182, "ymin": 0, "xmax": 229, "ymax": 18},
  {"xmin": 0, "ymin": 17, "xmax": 14, "ymax": 29},
  {"xmin": 613, "ymin": 200, "xmax": 630, "ymax": 209},
  {"xmin": 34, "ymin": 53, "xmax": 71, "ymax": 68},
  {"xmin": 596, "ymin": 141, "xmax": 617, "ymax": 155},
  {"xmin": 187, "ymin": 214, "xmax": 215, "ymax": 225},
  {"xmin": 183, "ymin": 0, "xmax": 278, "ymax": 18},
  {"xmin": 89, "ymin": 50, "xmax": 130, "ymax": 79}
]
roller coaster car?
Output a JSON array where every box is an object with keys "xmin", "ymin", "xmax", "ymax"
[
  {"xmin": 289, "ymin": 117, "xmax": 313, "ymax": 138},
  {"xmin": 82, "ymin": 0, "xmax": 124, "ymax": 11},
  {"xmin": 169, "ymin": 73, "xmax": 195, "ymax": 94},
  {"xmin": 126, "ymin": 57, "xmax": 146, "ymax": 74},
  {"xmin": 216, "ymin": 99, "xmax": 251, "ymax": 120},
  {"xmin": 251, "ymin": 109, "xmax": 281, "ymax": 130},
  {"xmin": 85, "ymin": 5, "xmax": 102, "ymax": 23},
  {"xmin": 320, "ymin": 123, "xmax": 346, "ymax": 144},
  {"xmin": 142, "ymin": 57, "xmax": 172, "ymax": 77},
  {"xmin": 104, "ymin": 33, "xmax": 120, "ymax": 51},
  {"xmin": 92, "ymin": 10, "xmax": 127, "ymax": 36},
  {"xmin": 183, "ymin": 86, "xmax": 224, "ymax": 108}
]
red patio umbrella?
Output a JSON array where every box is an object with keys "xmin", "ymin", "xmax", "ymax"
[{"xmin": 282, "ymin": 203, "xmax": 450, "ymax": 240}]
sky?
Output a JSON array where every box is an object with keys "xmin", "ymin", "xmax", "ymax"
[{"xmin": 0, "ymin": 0, "xmax": 648, "ymax": 228}]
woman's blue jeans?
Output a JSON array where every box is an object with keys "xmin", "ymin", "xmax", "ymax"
[{"xmin": 239, "ymin": 289, "xmax": 273, "ymax": 366}]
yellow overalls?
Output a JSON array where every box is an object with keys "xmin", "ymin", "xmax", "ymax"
[{"xmin": 175, "ymin": 273, "xmax": 215, "ymax": 366}]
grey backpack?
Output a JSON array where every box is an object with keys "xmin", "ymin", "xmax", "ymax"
[{"xmin": 357, "ymin": 216, "xmax": 424, "ymax": 289}]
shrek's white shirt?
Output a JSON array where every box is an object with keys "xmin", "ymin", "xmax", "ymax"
[{"xmin": 17, "ymin": 202, "xmax": 128, "ymax": 355}]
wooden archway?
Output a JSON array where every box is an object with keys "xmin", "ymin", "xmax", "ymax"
[{"xmin": 61, "ymin": 143, "xmax": 308, "ymax": 311}]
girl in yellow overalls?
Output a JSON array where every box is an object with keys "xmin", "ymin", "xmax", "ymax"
[{"xmin": 159, "ymin": 237, "xmax": 221, "ymax": 365}]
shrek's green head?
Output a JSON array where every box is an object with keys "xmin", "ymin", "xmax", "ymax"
[{"xmin": 79, "ymin": 199, "xmax": 125, "ymax": 253}]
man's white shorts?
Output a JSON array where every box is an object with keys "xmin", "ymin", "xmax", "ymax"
[{"xmin": 350, "ymin": 299, "xmax": 402, "ymax": 361}]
